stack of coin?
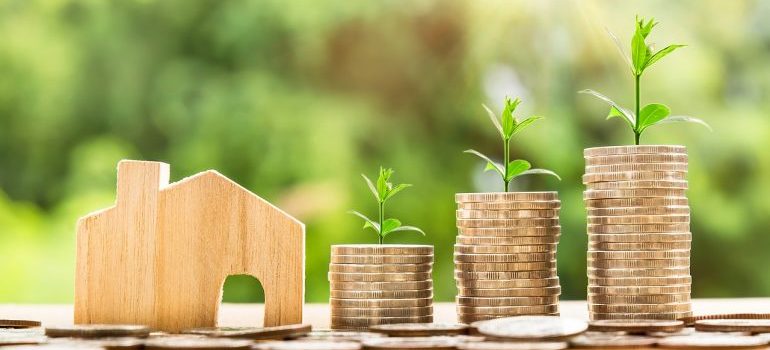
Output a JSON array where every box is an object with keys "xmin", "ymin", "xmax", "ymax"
[
  {"xmin": 328, "ymin": 244, "xmax": 434, "ymax": 330},
  {"xmin": 454, "ymin": 192, "xmax": 562, "ymax": 324},
  {"xmin": 583, "ymin": 145, "xmax": 693, "ymax": 321}
]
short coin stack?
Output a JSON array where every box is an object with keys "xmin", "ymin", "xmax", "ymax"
[
  {"xmin": 328, "ymin": 244, "xmax": 434, "ymax": 330},
  {"xmin": 583, "ymin": 145, "xmax": 693, "ymax": 321},
  {"xmin": 454, "ymin": 192, "xmax": 562, "ymax": 324}
]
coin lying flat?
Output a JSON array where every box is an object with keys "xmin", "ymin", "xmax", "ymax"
[
  {"xmin": 585, "ymin": 153, "xmax": 688, "ymax": 165},
  {"xmin": 331, "ymin": 306, "xmax": 432, "ymax": 318},
  {"xmin": 588, "ymin": 294, "xmax": 690, "ymax": 304},
  {"xmin": 589, "ymin": 259, "xmax": 690, "ymax": 269},
  {"xmin": 456, "ymin": 209, "xmax": 559, "ymax": 219},
  {"xmin": 330, "ymin": 281, "xmax": 432, "ymax": 291},
  {"xmin": 454, "ymin": 244, "xmax": 557, "ymax": 254},
  {"xmin": 361, "ymin": 336, "xmax": 466, "ymax": 350},
  {"xmin": 454, "ymin": 261, "xmax": 556, "ymax": 272},
  {"xmin": 678, "ymin": 314, "xmax": 770, "ymax": 326},
  {"xmin": 588, "ymin": 276, "xmax": 692, "ymax": 286},
  {"xmin": 456, "ymin": 218, "xmax": 561, "ymax": 228},
  {"xmin": 144, "ymin": 337, "xmax": 253, "ymax": 349},
  {"xmin": 589, "ymin": 303, "xmax": 691, "ymax": 314},
  {"xmin": 457, "ymin": 286, "xmax": 561, "ymax": 298},
  {"xmin": 587, "ymin": 319, "xmax": 684, "ymax": 333},
  {"xmin": 45, "ymin": 325, "xmax": 151, "ymax": 338},
  {"xmin": 583, "ymin": 171, "xmax": 687, "ymax": 184},
  {"xmin": 588, "ymin": 250, "xmax": 690, "ymax": 260},
  {"xmin": 0, "ymin": 320, "xmax": 41, "ymax": 329},
  {"xmin": 50, "ymin": 337, "xmax": 146, "ymax": 349},
  {"xmin": 456, "ymin": 296, "xmax": 559, "ymax": 307},
  {"xmin": 454, "ymin": 270, "xmax": 557, "ymax": 280},
  {"xmin": 457, "ymin": 236, "xmax": 561, "ymax": 245},
  {"xmin": 329, "ymin": 263, "xmax": 432, "ymax": 273},
  {"xmin": 588, "ymin": 284, "xmax": 691, "ymax": 295},
  {"xmin": 586, "ymin": 163, "xmax": 688, "ymax": 173},
  {"xmin": 589, "ymin": 241, "xmax": 691, "ymax": 251},
  {"xmin": 456, "ymin": 192, "xmax": 559, "ymax": 203},
  {"xmin": 588, "ymin": 224, "xmax": 689, "ymax": 234},
  {"xmin": 587, "ymin": 206, "xmax": 690, "ymax": 217},
  {"xmin": 587, "ymin": 267, "xmax": 690, "ymax": 278},
  {"xmin": 0, "ymin": 335, "xmax": 46, "ymax": 346},
  {"xmin": 369, "ymin": 323, "xmax": 469, "ymax": 337},
  {"xmin": 331, "ymin": 255, "xmax": 433, "ymax": 264},
  {"xmin": 330, "ymin": 298, "xmax": 432, "ymax": 308},
  {"xmin": 586, "ymin": 180, "xmax": 688, "ymax": 190},
  {"xmin": 569, "ymin": 334, "xmax": 659, "ymax": 348},
  {"xmin": 328, "ymin": 272, "xmax": 432, "ymax": 282},
  {"xmin": 587, "ymin": 215, "xmax": 690, "ymax": 225},
  {"xmin": 457, "ymin": 304, "xmax": 559, "ymax": 315},
  {"xmin": 457, "ymin": 341, "xmax": 569, "ymax": 350},
  {"xmin": 657, "ymin": 335, "xmax": 768, "ymax": 349},
  {"xmin": 694, "ymin": 319, "xmax": 770, "ymax": 333},
  {"xmin": 584, "ymin": 145, "xmax": 686, "ymax": 157},
  {"xmin": 183, "ymin": 324, "xmax": 312, "ymax": 340},
  {"xmin": 457, "ymin": 227, "xmax": 561, "ymax": 237},
  {"xmin": 331, "ymin": 245, "xmax": 433, "ymax": 255},
  {"xmin": 591, "ymin": 311, "xmax": 693, "ymax": 321},
  {"xmin": 253, "ymin": 340, "xmax": 361, "ymax": 350},
  {"xmin": 588, "ymin": 232, "xmax": 692, "ymax": 243},
  {"xmin": 330, "ymin": 316, "xmax": 433, "ymax": 328},
  {"xmin": 457, "ymin": 201, "xmax": 561, "ymax": 210},
  {"xmin": 475, "ymin": 316, "xmax": 587, "ymax": 340},
  {"xmin": 585, "ymin": 197, "xmax": 688, "ymax": 208},
  {"xmin": 456, "ymin": 277, "xmax": 560, "ymax": 289},
  {"xmin": 330, "ymin": 289, "xmax": 433, "ymax": 299},
  {"xmin": 454, "ymin": 252, "xmax": 556, "ymax": 263}
]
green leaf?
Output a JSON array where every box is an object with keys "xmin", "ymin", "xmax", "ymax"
[
  {"xmin": 376, "ymin": 167, "xmax": 393, "ymax": 201},
  {"xmin": 380, "ymin": 218, "xmax": 402, "ymax": 236},
  {"xmin": 361, "ymin": 174, "xmax": 379, "ymax": 202},
  {"xmin": 501, "ymin": 97, "xmax": 521, "ymax": 139},
  {"xmin": 505, "ymin": 159, "xmax": 531, "ymax": 182},
  {"xmin": 637, "ymin": 16, "xmax": 657, "ymax": 38},
  {"xmin": 658, "ymin": 115, "xmax": 713, "ymax": 132},
  {"xmin": 464, "ymin": 149, "xmax": 504, "ymax": 178},
  {"xmin": 606, "ymin": 28, "xmax": 633, "ymax": 71},
  {"xmin": 384, "ymin": 183, "xmax": 412, "ymax": 201},
  {"xmin": 387, "ymin": 225, "xmax": 426, "ymax": 236},
  {"xmin": 519, "ymin": 168, "xmax": 562, "ymax": 181},
  {"xmin": 607, "ymin": 106, "xmax": 635, "ymax": 130},
  {"xmin": 637, "ymin": 103, "xmax": 671, "ymax": 132},
  {"xmin": 348, "ymin": 210, "xmax": 380, "ymax": 233},
  {"xmin": 482, "ymin": 104, "xmax": 503, "ymax": 137},
  {"xmin": 644, "ymin": 44, "xmax": 685, "ymax": 70},
  {"xmin": 579, "ymin": 89, "xmax": 636, "ymax": 127},
  {"xmin": 511, "ymin": 116, "xmax": 543, "ymax": 136},
  {"xmin": 631, "ymin": 30, "xmax": 649, "ymax": 75}
]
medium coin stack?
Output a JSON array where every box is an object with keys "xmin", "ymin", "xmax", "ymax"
[
  {"xmin": 583, "ymin": 145, "xmax": 693, "ymax": 321},
  {"xmin": 328, "ymin": 244, "xmax": 434, "ymax": 330},
  {"xmin": 454, "ymin": 192, "xmax": 562, "ymax": 324}
]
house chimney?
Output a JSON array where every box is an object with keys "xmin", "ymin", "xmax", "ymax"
[{"xmin": 116, "ymin": 160, "xmax": 170, "ymax": 208}]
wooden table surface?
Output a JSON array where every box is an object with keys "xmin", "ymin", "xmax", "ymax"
[{"xmin": 2, "ymin": 299, "xmax": 769, "ymax": 329}]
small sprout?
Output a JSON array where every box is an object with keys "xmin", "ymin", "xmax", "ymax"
[
  {"xmin": 580, "ymin": 16, "xmax": 711, "ymax": 145},
  {"xmin": 465, "ymin": 97, "xmax": 561, "ymax": 192},
  {"xmin": 348, "ymin": 167, "xmax": 425, "ymax": 244}
]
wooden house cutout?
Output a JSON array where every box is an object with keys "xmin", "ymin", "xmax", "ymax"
[{"xmin": 75, "ymin": 160, "xmax": 305, "ymax": 332}]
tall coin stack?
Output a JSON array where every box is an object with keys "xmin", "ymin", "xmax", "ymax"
[
  {"xmin": 454, "ymin": 192, "xmax": 562, "ymax": 324},
  {"xmin": 583, "ymin": 145, "xmax": 692, "ymax": 321},
  {"xmin": 329, "ymin": 244, "xmax": 434, "ymax": 330}
]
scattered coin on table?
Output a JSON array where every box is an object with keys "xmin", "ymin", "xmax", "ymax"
[
  {"xmin": 475, "ymin": 316, "xmax": 588, "ymax": 340},
  {"xmin": 657, "ymin": 334, "xmax": 769, "ymax": 349},
  {"xmin": 456, "ymin": 341, "xmax": 569, "ymax": 350},
  {"xmin": 369, "ymin": 323, "xmax": 469, "ymax": 337},
  {"xmin": 679, "ymin": 314, "xmax": 770, "ymax": 326},
  {"xmin": 361, "ymin": 336, "xmax": 468, "ymax": 350},
  {"xmin": 144, "ymin": 337, "xmax": 253, "ymax": 349},
  {"xmin": 49, "ymin": 337, "xmax": 145, "ymax": 349},
  {"xmin": 45, "ymin": 324, "xmax": 151, "ymax": 338},
  {"xmin": 183, "ymin": 324, "xmax": 312, "ymax": 340},
  {"xmin": 694, "ymin": 319, "xmax": 770, "ymax": 334},
  {"xmin": 0, "ymin": 320, "xmax": 42, "ymax": 329},
  {"xmin": 253, "ymin": 340, "xmax": 362, "ymax": 350},
  {"xmin": 569, "ymin": 333, "xmax": 659, "ymax": 348},
  {"xmin": 299, "ymin": 330, "xmax": 385, "ymax": 341}
]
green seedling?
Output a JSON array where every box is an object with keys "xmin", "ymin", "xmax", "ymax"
[
  {"xmin": 465, "ymin": 96, "xmax": 561, "ymax": 192},
  {"xmin": 580, "ymin": 16, "xmax": 711, "ymax": 145},
  {"xmin": 349, "ymin": 167, "xmax": 425, "ymax": 244}
]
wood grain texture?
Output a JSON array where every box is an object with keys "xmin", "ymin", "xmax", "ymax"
[{"xmin": 75, "ymin": 160, "xmax": 305, "ymax": 332}]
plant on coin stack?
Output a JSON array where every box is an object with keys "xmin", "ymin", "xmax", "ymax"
[
  {"xmin": 579, "ymin": 16, "xmax": 710, "ymax": 145},
  {"xmin": 465, "ymin": 96, "xmax": 560, "ymax": 192},
  {"xmin": 349, "ymin": 167, "xmax": 425, "ymax": 244}
]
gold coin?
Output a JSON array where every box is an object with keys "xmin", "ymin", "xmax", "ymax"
[
  {"xmin": 454, "ymin": 244, "xmax": 557, "ymax": 254},
  {"xmin": 584, "ymin": 188, "xmax": 687, "ymax": 200},
  {"xmin": 656, "ymin": 334, "xmax": 768, "ymax": 349},
  {"xmin": 144, "ymin": 337, "xmax": 254, "ymax": 349},
  {"xmin": 331, "ymin": 244, "xmax": 433, "ymax": 255},
  {"xmin": 585, "ymin": 153, "xmax": 688, "ymax": 165},
  {"xmin": 585, "ymin": 197, "xmax": 689, "ymax": 208},
  {"xmin": 329, "ymin": 297, "xmax": 432, "ymax": 308},
  {"xmin": 588, "ymin": 232, "xmax": 691, "ymax": 243},
  {"xmin": 590, "ymin": 311, "xmax": 692, "ymax": 321},
  {"xmin": 457, "ymin": 305, "xmax": 559, "ymax": 315},
  {"xmin": 44, "ymin": 325, "xmax": 151, "ymax": 338},
  {"xmin": 678, "ymin": 314, "xmax": 770, "ymax": 327},
  {"xmin": 457, "ymin": 218, "xmax": 561, "ymax": 228},
  {"xmin": 330, "ymin": 316, "xmax": 433, "ymax": 328},
  {"xmin": 569, "ymin": 334, "xmax": 659, "ymax": 349},
  {"xmin": 587, "ymin": 267, "xmax": 690, "ymax": 278},
  {"xmin": 454, "ymin": 261, "xmax": 557, "ymax": 272},
  {"xmin": 588, "ymin": 250, "xmax": 690, "ymax": 260},
  {"xmin": 454, "ymin": 270, "xmax": 557, "ymax": 280},
  {"xmin": 368, "ymin": 323, "xmax": 469, "ymax": 337},
  {"xmin": 587, "ymin": 215, "xmax": 690, "ymax": 225},
  {"xmin": 457, "ymin": 286, "xmax": 562, "ymax": 298},
  {"xmin": 588, "ymin": 258, "xmax": 690, "ymax": 269},
  {"xmin": 456, "ymin": 341, "xmax": 569, "ymax": 350},
  {"xmin": 587, "ymin": 205, "xmax": 690, "ymax": 216},
  {"xmin": 331, "ymin": 255, "xmax": 432, "ymax": 264},
  {"xmin": 587, "ymin": 319, "xmax": 685, "ymax": 333},
  {"xmin": 330, "ymin": 289, "xmax": 433, "ymax": 299},
  {"xmin": 360, "ymin": 336, "xmax": 465, "ymax": 350},
  {"xmin": 588, "ymin": 241, "xmax": 691, "ymax": 251},
  {"xmin": 587, "ymin": 284, "xmax": 691, "ymax": 295},
  {"xmin": 458, "ymin": 227, "xmax": 561, "ymax": 237},
  {"xmin": 583, "ymin": 171, "xmax": 687, "ymax": 184},
  {"xmin": 456, "ymin": 277, "xmax": 560, "ymax": 289},
  {"xmin": 328, "ymin": 272, "xmax": 431, "ymax": 282},
  {"xmin": 454, "ymin": 252, "xmax": 556, "ymax": 263},
  {"xmin": 456, "ymin": 192, "xmax": 559, "ymax": 203},
  {"xmin": 589, "ymin": 303, "xmax": 692, "ymax": 314},
  {"xmin": 586, "ymin": 163, "xmax": 688, "ymax": 173},
  {"xmin": 329, "ymin": 263, "xmax": 432, "ymax": 273},
  {"xmin": 584, "ymin": 145, "xmax": 687, "ymax": 157},
  {"xmin": 457, "ymin": 296, "xmax": 559, "ymax": 307},
  {"xmin": 473, "ymin": 315, "xmax": 585, "ymax": 340},
  {"xmin": 586, "ymin": 180, "xmax": 688, "ymax": 190},
  {"xmin": 183, "ymin": 324, "xmax": 312, "ymax": 340},
  {"xmin": 456, "ymin": 209, "xmax": 559, "ymax": 220},
  {"xmin": 329, "ymin": 280, "xmax": 432, "ymax": 291},
  {"xmin": 587, "ymin": 224, "xmax": 689, "ymax": 234},
  {"xmin": 331, "ymin": 306, "xmax": 433, "ymax": 318},
  {"xmin": 458, "ymin": 201, "xmax": 561, "ymax": 210},
  {"xmin": 587, "ymin": 294, "xmax": 691, "ymax": 304},
  {"xmin": 457, "ymin": 235, "xmax": 561, "ymax": 245},
  {"xmin": 694, "ymin": 319, "xmax": 770, "ymax": 333}
]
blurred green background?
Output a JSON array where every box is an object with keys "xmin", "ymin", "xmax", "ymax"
[{"xmin": 1, "ymin": 0, "xmax": 769, "ymax": 304}]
